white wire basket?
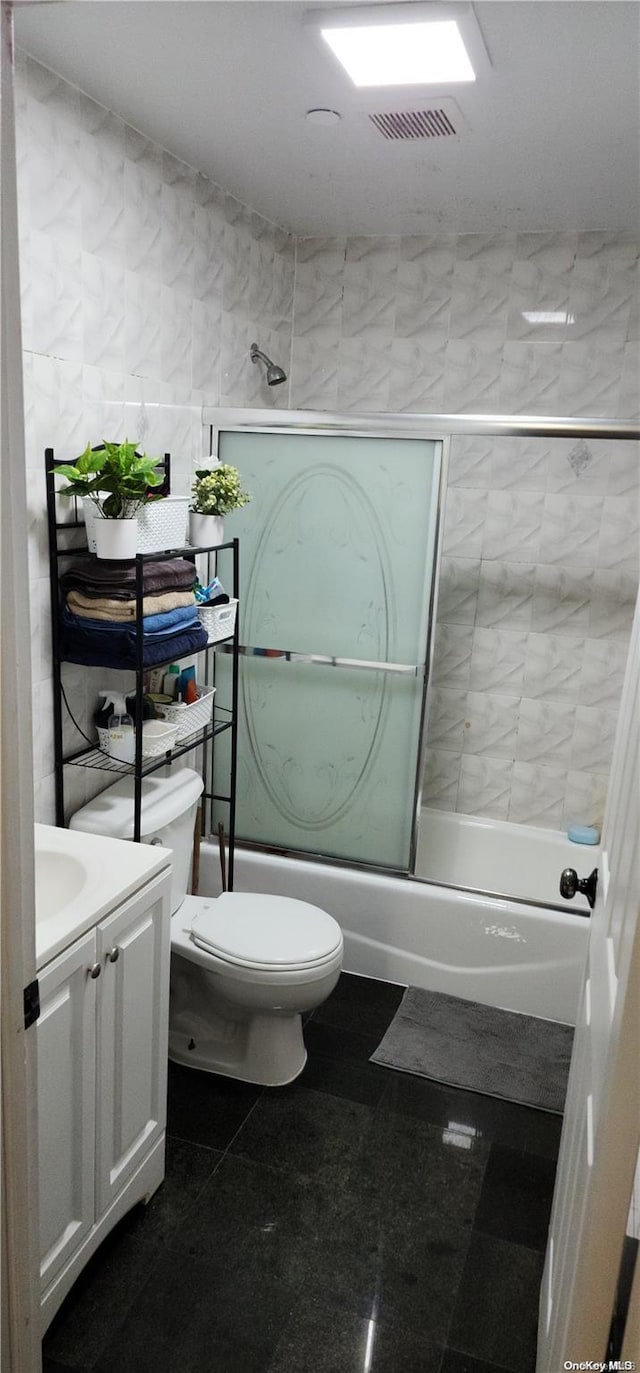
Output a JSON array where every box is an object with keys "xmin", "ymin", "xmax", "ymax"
[
  {"xmin": 198, "ymin": 598, "xmax": 238, "ymax": 642},
  {"xmin": 96, "ymin": 720, "xmax": 180, "ymax": 757},
  {"xmin": 155, "ymin": 684, "xmax": 216, "ymax": 741},
  {"xmin": 141, "ymin": 719, "xmax": 180, "ymax": 757},
  {"xmin": 136, "ymin": 497, "xmax": 189, "ymax": 553}
]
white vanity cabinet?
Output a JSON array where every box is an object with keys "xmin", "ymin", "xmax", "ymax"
[
  {"xmin": 38, "ymin": 929, "xmax": 97, "ymax": 1293},
  {"xmin": 37, "ymin": 867, "xmax": 171, "ymax": 1330}
]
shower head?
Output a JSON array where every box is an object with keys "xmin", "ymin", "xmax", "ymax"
[{"xmin": 250, "ymin": 342, "xmax": 287, "ymax": 387}]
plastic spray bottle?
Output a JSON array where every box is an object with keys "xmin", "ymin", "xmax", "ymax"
[
  {"xmin": 94, "ymin": 691, "xmax": 120, "ymax": 752},
  {"xmin": 107, "ymin": 692, "xmax": 135, "ymax": 764}
]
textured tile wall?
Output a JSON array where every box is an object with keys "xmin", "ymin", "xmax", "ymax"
[
  {"xmin": 289, "ymin": 236, "xmax": 640, "ymax": 828},
  {"xmin": 289, "ymin": 233, "xmax": 639, "ymax": 418},
  {"xmin": 428, "ymin": 434, "xmax": 638, "ymax": 828},
  {"xmin": 16, "ymin": 54, "xmax": 295, "ymax": 822}
]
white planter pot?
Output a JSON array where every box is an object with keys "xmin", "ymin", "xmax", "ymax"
[
  {"xmin": 189, "ymin": 512, "xmax": 224, "ymax": 548},
  {"xmin": 82, "ymin": 496, "xmax": 108, "ymax": 553},
  {"xmin": 94, "ymin": 517, "xmax": 138, "ymax": 561}
]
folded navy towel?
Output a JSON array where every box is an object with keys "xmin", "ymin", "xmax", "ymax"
[{"xmin": 60, "ymin": 610, "xmax": 208, "ymax": 670}]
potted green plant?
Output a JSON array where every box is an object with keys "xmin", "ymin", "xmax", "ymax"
[
  {"xmin": 188, "ymin": 463, "xmax": 251, "ymax": 547},
  {"xmin": 54, "ymin": 441, "xmax": 163, "ymax": 559}
]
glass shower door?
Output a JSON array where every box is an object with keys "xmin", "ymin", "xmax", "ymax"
[{"xmin": 214, "ymin": 428, "xmax": 441, "ymax": 870}]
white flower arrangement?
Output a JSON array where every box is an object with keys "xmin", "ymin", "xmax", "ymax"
[{"xmin": 190, "ymin": 464, "xmax": 251, "ymax": 517}]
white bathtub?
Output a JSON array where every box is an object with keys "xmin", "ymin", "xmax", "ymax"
[
  {"xmin": 198, "ymin": 842, "xmax": 590, "ymax": 1026},
  {"xmin": 416, "ymin": 808, "xmax": 599, "ymax": 912}
]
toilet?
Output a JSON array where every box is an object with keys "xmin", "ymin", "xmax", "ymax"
[{"xmin": 70, "ymin": 767, "xmax": 343, "ymax": 1086}]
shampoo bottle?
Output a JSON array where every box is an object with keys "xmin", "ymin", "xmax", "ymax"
[{"xmin": 108, "ymin": 692, "xmax": 135, "ymax": 764}]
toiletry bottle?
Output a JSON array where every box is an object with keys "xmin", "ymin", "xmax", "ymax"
[
  {"xmin": 162, "ymin": 663, "xmax": 181, "ymax": 699},
  {"xmin": 108, "ymin": 693, "xmax": 135, "ymax": 764},
  {"xmin": 179, "ymin": 664, "xmax": 196, "ymax": 701}
]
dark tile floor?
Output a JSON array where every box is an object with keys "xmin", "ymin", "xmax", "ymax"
[{"xmin": 42, "ymin": 973, "xmax": 561, "ymax": 1373}]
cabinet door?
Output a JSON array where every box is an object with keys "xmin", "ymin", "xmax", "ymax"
[
  {"xmin": 95, "ymin": 875, "xmax": 170, "ymax": 1215},
  {"xmin": 37, "ymin": 930, "xmax": 97, "ymax": 1292}
]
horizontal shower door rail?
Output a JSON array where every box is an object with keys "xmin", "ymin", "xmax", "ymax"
[
  {"xmin": 205, "ymin": 407, "xmax": 640, "ymax": 443},
  {"xmin": 215, "ymin": 642, "xmax": 425, "ymax": 676}
]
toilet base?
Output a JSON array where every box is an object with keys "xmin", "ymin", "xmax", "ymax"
[
  {"xmin": 169, "ymin": 906, "xmax": 342, "ymax": 1086},
  {"xmin": 168, "ymin": 1001, "xmax": 308, "ymax": 1087}
]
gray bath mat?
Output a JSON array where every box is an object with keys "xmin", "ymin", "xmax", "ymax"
[{"xmin": 371, "ymin": 986, "xmax": 573, "ymax": 1114}]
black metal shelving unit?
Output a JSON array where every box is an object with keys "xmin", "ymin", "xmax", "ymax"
[{"xmin": 45, "ymin": 447, "xmax": 240, "ymax": 888}]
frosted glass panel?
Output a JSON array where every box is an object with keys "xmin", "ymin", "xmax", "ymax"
[{"xmin": 216, "ymin": 429, "xmax": 440, "ymax": 869}]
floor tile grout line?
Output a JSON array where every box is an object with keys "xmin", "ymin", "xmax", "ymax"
[
  {"xmin": 165, "ymin": 1130, "xmax": 224, "ymax": 1156},
  {"xmin": 147, "ymin": 1107, "xmax": 265, "ymax": 1260},
  {"xmin": 444, "ymin": 1344, "xmax": 522, "ymax": 1373},
  {"xmin": 218, "ymin": 1085, "xmax": 268, "ymax": 1162},
  {"xmin": 161, "ymin": 1135, "xmax": 230, "ymax": 1234}
]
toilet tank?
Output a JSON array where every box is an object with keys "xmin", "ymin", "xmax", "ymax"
[{"xmin": 70, "ymin": 767, "xmax": 204, "ymax": 914}]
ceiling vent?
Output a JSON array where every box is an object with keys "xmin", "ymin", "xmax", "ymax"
[{"xmin": 367, "ymin": 98, "xmax": 464, "ymax": 140}]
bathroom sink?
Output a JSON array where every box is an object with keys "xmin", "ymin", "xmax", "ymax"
[
  {"xmin": 34, "ymin": 823, "xmax": 172, "ymax": 969},
  {"xmin": 35, "ymin": 845, "xmax": 90, "ymax": 919}
]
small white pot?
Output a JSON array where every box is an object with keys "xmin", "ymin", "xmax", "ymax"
[
  {"xmin": 82, "ymin": 495, "xmax": 108, "ymax": 553},
  {"xmin": 94, "ymin": 517, "xmax": 138, "ymax": 561},
  {"xmin": 189, "ymin": 512, "xmax": 224, "ymax": 548}
]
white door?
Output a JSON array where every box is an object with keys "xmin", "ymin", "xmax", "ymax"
[
  {"xmin": 538, "ymin": 595, "xmax": 640, "ymax": 1367},
  {"xmin": 1, "ymin": 3, "xmax": 42, "ymax": 1368},
  {"xmin": 37, "ymin": 932, "xmax": 97, "ymax": 1295},
  {"xmin": 96, "ymin": 879, "xmax": 170, "ymax": 1215}
]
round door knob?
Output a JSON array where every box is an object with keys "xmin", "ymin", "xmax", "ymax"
[
  {"xmin": 560, "ymin": 868, "xmax": 579, "ymax": 900},
  {"xmin": 88, "ymin": 962, "xmax": 102, "ymax": 979},
  {"xmin": 559, "ymin": 866, "xmax": 598, "ymax": 909},
  {"xmin": 107, "ymin": 947, "xmax": 120, "ymax": 963}
]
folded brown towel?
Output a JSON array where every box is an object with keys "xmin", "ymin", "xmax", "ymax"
[
  {"xmin": 66, "ymin": 588, "xmax": 196, "ymax": 621},
  {"xmin": 61, "ymin": 557, "xmax": 197, "ymax": 598}
]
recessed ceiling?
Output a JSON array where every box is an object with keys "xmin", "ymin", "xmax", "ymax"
[{"xmin": 14, "ymin": 0, "xmax": 640, "ymax": 236}]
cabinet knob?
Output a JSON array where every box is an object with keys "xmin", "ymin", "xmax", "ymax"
[
  {"xmin": 107, "ymin": 947, "xmax": 120, "ymax": 964},
  {"xmin": 88, "ymin": 962, "xmax": 102, "ymax": 979}
]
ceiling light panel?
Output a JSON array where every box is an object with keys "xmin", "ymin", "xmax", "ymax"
[
  {"xmin": 307, "ymin": 3, "xmax": 491, "ymax": 95},
  {"xmin": 321, "ymin": 19, "xmax": 475, "ymax": 87}
]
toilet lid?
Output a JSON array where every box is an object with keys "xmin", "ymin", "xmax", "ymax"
[{"xmin": 190, "ymin": 892, "xmax": 342, "ymax": 969}]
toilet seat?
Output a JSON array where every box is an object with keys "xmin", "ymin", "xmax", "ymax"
[{"xmin": 189, "ymin": 890, "xmax": 343, "ymax": 972}]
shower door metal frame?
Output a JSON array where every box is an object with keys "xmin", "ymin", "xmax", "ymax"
[{"xmin": 203, "ymin": 407, "xmax": 640, "ymax": 888}]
